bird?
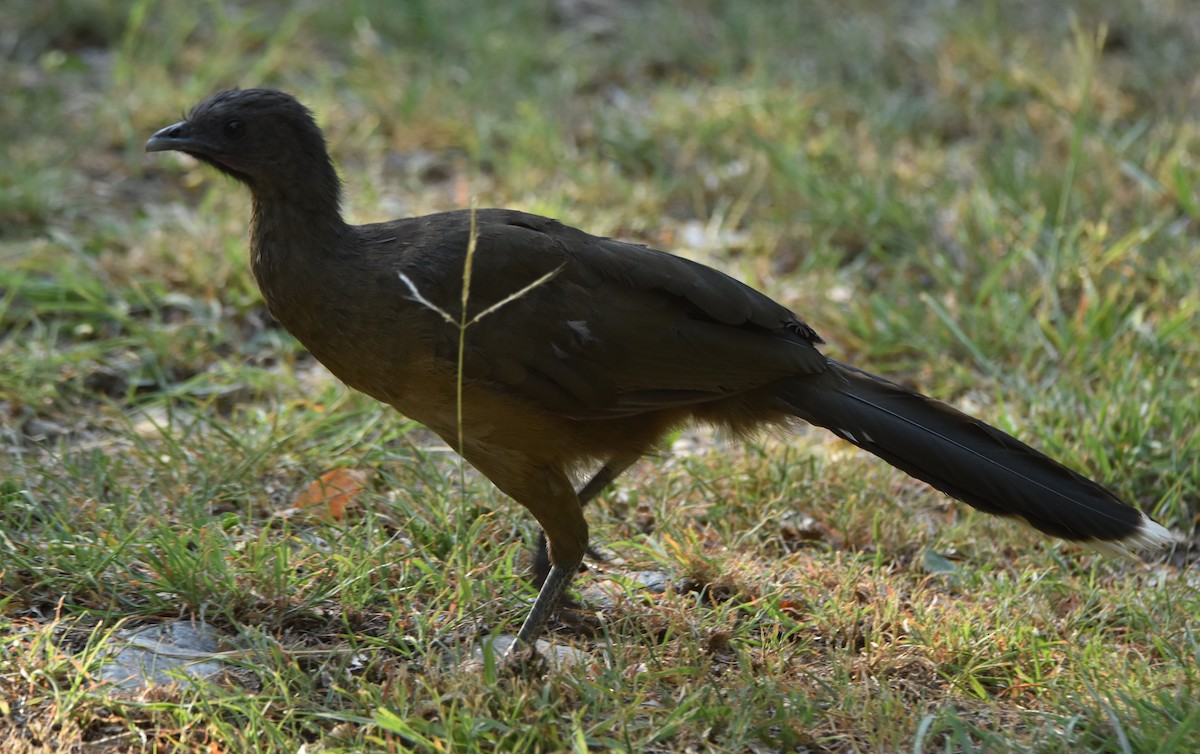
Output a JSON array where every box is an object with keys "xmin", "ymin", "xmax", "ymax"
[{"xmin": 146, "ymin": 88, "xmax": 1171, "ymax": 655}]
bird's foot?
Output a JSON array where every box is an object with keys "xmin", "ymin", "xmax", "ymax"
[{"xmin": 500, "ymin": 640, "xmax": 548, "ymax": 678}]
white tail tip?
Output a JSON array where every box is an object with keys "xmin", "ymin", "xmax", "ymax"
[{"xmin": 1087, "ymin": 513, "xmax": 1174, "ymax": 559}]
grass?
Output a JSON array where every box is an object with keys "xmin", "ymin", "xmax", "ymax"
[{"xmin": 2, "ymin": 0, "xmax": 1198, "ymax": 751}]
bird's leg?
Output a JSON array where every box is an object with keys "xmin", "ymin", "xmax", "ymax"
[
  {"xmin": 578, "ymin": 450, "xmax": 643, "ymax": 504},
  {"xmin": 532, "ymin": 451, "xmax": 643, "ymax": 586},
  {"xmin": 457, "ymin": 449, "xmax": 590, "ymax": 654},
  {"xmin": 515, "ymin": 559, "xmax": 580, "ymax": 647},
  {"xmin": 505, "ymin": 468, "xmax": 587, "ymax": 658}
]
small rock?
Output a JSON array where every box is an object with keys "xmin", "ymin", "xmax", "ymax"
[
  {"xmin": 96, "ymin": 619, "xmax": 231, "ymax": 692},
  {"xmin": 458, "ymin": 634, "xmax": 590, "ymax": 672}
]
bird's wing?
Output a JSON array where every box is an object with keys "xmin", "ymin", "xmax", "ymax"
[{"xmin": 390, "ymin": 210, "xmax": 829, "ymax": 419}]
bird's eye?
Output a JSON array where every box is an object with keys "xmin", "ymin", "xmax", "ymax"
[{"xmin": 224, "ymin": 120, "xmax": 246, "ymax": 140}]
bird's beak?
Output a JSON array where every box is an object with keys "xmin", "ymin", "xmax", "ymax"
[{"xmin": 145, "ymin": 121, "xmax": 205, "ymax": 154}]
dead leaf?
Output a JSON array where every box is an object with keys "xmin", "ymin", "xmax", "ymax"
[{"xmin": 291, "ymin": 468, "xmax": 369, "ymax": 520}]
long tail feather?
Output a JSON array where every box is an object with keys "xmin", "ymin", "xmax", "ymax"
[{"xmin": 777, "ymin": 360, "xmax": 1171, "ymax": 556}]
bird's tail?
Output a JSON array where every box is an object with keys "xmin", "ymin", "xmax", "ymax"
[{"xmin": 776, "ymin": 360, "xmax": 1170, "ymax": 556}]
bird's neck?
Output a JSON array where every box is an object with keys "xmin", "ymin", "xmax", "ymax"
[
  {"xmin": 249, "ymin": 189, "xmax": 354, "ymax": 337},
  {"xmin": 246, "ymin": 152, "xmax": 346, "ymax": 276}
]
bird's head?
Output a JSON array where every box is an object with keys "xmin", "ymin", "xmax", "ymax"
[{"xmin": 146, "ymin": 88, "xmax": 339, "ymax": 202}]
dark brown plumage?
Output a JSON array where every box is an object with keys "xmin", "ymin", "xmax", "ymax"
[{"xmin": 147, "ymin": 89, "xmax": 1171, "ymax": 653}]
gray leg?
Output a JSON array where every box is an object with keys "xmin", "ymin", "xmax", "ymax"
[
  {"xmin": 577, "ymin": 452, "xmax": 641, "ymax": 504},
  {"xmin": 514, "ymin": 560, "xmax": 581, "ymax": 648}
]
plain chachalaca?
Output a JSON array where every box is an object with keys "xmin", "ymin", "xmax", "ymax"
[{"xmin": 146, "ymin": 89, "xmax": 1171, "ymax": 652}]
